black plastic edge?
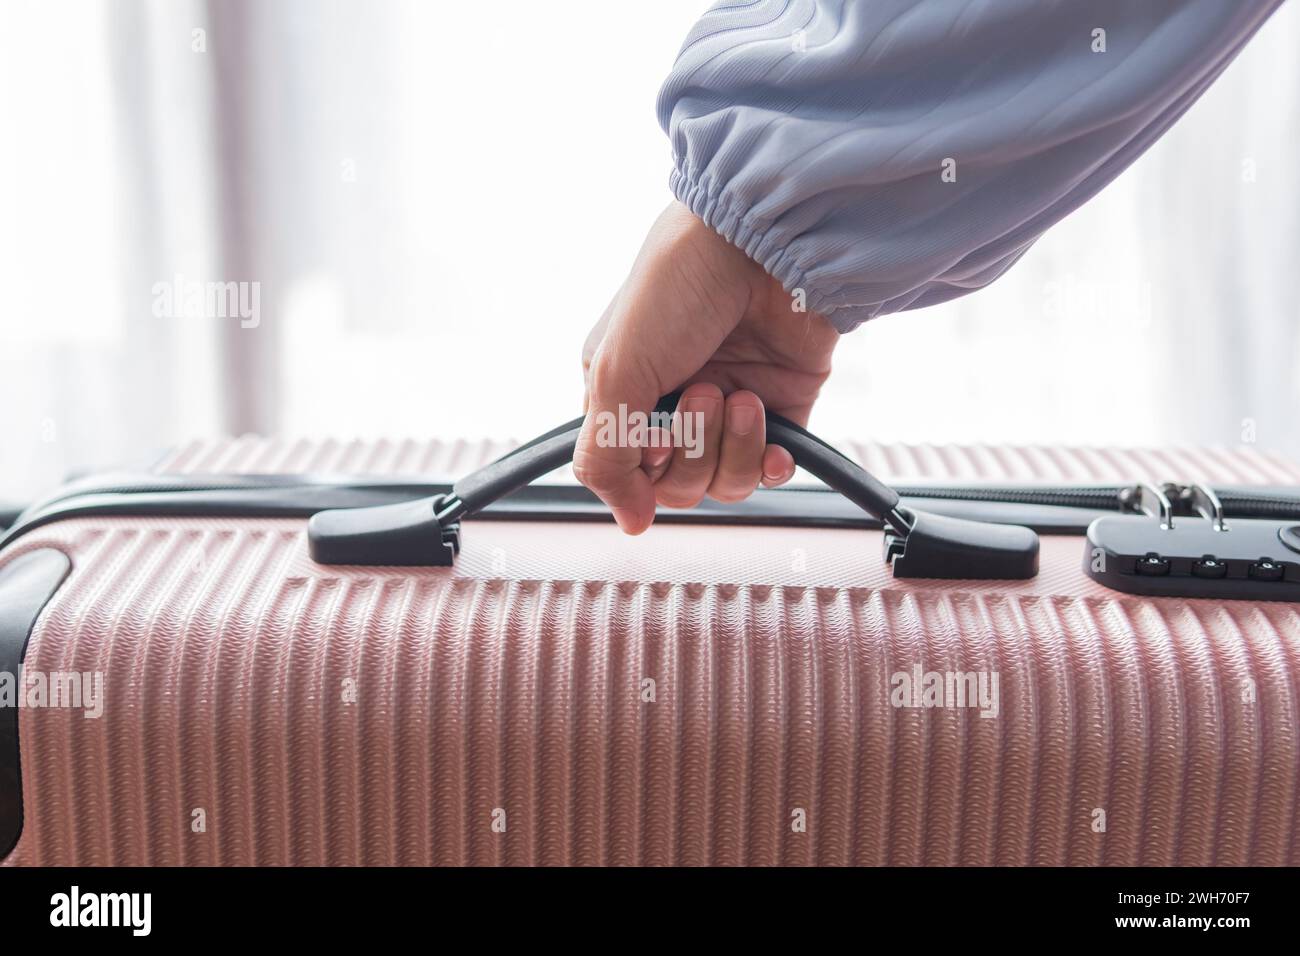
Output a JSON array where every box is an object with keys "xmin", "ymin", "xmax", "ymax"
[
  {"xmin": 0, "ymin": 548, "xmax": 73, "ymax": 858},
  {"xmin": 308, "ymin": 497, "xmax": 458, "ymax": 566},
  {"xmin": 0, "ymin": 484, "xmax": 1111, "ymax": 559},
  {"xmin": 886, "ymin": 509, "xmax": 1040, "ymax": 580}
]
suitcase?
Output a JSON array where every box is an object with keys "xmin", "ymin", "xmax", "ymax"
[{"xmin": 2, "ymin": 403, "xmax": 1299, "ymax": 867}]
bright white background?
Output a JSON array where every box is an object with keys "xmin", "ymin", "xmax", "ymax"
[{"xmin": 2, "ymin": 0, "xmax": 1298, "ymax": 500}]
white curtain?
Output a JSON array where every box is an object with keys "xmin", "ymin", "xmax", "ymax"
[
  {"xmin": 2, "ymin": 0, "xmax": 1296, "ymax": 503},
  {"xmin": 824, "ymin": 0, "xmax": 1300, "ymax": 455},
  {"xmin": 2, "ymin": 0, "xmax": 225, "ymax": 498}
]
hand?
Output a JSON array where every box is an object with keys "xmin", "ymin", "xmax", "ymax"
[{"xmin": 575, "ymin": 201, "xmax": 839, "ymax": 534}]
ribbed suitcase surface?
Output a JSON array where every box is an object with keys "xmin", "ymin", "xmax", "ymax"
[{"xmin": 3, "ymin": 442, "xmax": 1298, "ymax": 865}]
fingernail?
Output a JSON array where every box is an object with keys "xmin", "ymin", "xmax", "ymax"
[
  {"xmin": 612, "ymin": 506, "xmax": 646, "ymax": 534},
  {"xmin": 727, "ymin": 404, "xmax": 757, "ymax": 436},
  {"xmin": 683, "ymin": 394, "xmax": 719, "ymax": 415}
]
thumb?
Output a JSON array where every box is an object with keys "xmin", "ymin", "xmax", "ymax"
[{"xmin": 574, "ymin": 347, "xmax": 661, "ymax": 534}]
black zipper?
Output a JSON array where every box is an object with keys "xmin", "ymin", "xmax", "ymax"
[
  {"xmin": 892, "ymin": 484, "xmax": 1129, "ymax": 510},
  {"xmin": 902, "ymin": 484, "xmax": 1300, "ymax": 520}
]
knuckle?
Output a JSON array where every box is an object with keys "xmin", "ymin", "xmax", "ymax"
[
  {"xmin": 681, "ymin": 380, "xmax": 724, "ymax": 402},
  {"xmin": 587, "ymin": 351, "xmax": 656, "ymax": 408},
  {"xmin": 672, "ymin": 449, "xmax": 713, "ymax": 473},
  {"xmin": 572, "ymin": 448, "xmax": 625, "ymax": 496},
  {"xmin": 585, "ymin": 355, "xmax": 618, "ymax": 403},
  {"xmin": 708, "ymin": 488, "xmax": 748, "ymax": 504},
  {"xmin": 708, "ymin": 475, "xmax": 757, "ymax": 504}
]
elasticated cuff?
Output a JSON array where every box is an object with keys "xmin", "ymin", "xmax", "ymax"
[{"xmin": 668, "ymin": 162, "xmax": 870, "ymax": 334}]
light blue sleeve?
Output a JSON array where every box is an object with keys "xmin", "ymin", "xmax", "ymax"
[{"xmin": 657, "ymin": 0, "xmax": 1282, "ymax": 332}]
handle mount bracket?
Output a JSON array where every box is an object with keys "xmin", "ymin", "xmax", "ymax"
[{"xmin": 308, "ymin": 494, "xmax": 461, "ymax": 566}]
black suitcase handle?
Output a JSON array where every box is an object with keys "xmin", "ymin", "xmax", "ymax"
[
  {"xmin": 451, "ymin": 392, "xmax": 908, "ymax": 532},
  {"xmin": 308, "ymin": 392, "xmax": 1038, "ymax": 579}
]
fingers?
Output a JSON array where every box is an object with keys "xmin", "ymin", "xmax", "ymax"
[
  {"xmin": 641, "ymin": 428, "xmax": 674, "ymax": 483},
  {"xmin": 761, "ymin": 445, "xmax": 796, "ymax": 488},
  {"xmin": 574, "ymin": 356, "xmax": 661, "ymax": 534},
  {"xmin": 579, "ymin": 377, "xmax": 800, "ymax": 528},
  {"xmin": 656, "ymin": 387, "xmax": 794, "ymax": 506},
  {"xmin": 655, "ymin": 383, "xmax": 725, "ymax": 509},
  {"xmin": 707, "ymin": 390, "xmax": 766, "ymax": 503},
  {"xmin": 571, "ymin": 436, "xmax": 657, "ymax": 535}
]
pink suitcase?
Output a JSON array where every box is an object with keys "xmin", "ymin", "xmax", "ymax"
[{"xmin": 2, "ymin": 407, "xmax": 1299, "ymax": 867}]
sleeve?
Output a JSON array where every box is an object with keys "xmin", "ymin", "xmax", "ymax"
[{"xmin": 657, "ymin": 0, "xmax": 1283, "ymax": 332}]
